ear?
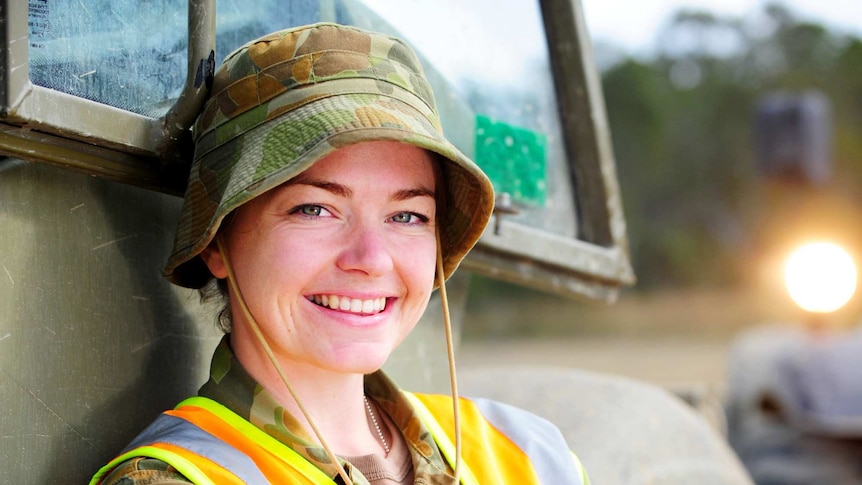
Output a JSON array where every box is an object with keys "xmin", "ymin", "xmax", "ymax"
[{"xmin": 199, "ymin": 241, "xmax": 229, "ymax": 279}]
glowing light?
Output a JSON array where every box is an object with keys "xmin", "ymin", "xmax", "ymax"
[{"xmin": 784, "ymin": 242, "xmax": 857, "ymax": 313}]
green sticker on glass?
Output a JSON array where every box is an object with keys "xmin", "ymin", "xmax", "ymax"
[{"xmin": 474, "ymin": 114, "xmax": 547, "ymax": 206}]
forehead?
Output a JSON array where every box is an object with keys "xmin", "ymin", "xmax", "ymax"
[{"xmin": 290, "ymin": 140, "xmax": 438, "ymax": 189}]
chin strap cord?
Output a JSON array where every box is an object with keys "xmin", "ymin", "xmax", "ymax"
[
  {"xmin": 216, "ymin": 238, "xmax": 355, "ymax": 485},
  {"xmin": 437, "ymin": 231, "xmax": 462, "ymax": 483}
]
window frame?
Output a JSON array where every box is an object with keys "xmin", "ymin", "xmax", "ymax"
[
  {"xmin": 462, "ymin": 0, "xmax": 634, "ymax": 300},
  {"xmin": 1, "ymin": 0, "xmax": 634, "ymax": 300},
  {"xmin": 0, "ymin": 0, "xmax": 214, "ymax": 194}
]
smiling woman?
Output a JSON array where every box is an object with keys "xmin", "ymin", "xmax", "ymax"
[
  {"xmin": 200, "ymin": 142, "xmax": 439, "ymax": 381},
  {"xmin": 88, "ymin": 22, "xmax": 590, "ymax": 485}
]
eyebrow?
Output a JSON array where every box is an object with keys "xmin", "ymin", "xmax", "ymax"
[
  {"xmin": 392, "ymin": 187, "xmax": 435, "ymax": 201},
  {"xmin": 294, "ymin": 179, "xmax": 352, "ymax": 198},
  {"xmin": 291, "ymin": 177, "xmax": 435, "ymax": 201}
]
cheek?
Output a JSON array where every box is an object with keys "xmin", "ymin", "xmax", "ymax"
[
  {"xmin": 400, "ymin": 243, "xmax": 438, "ymax": 333},
  {"xmin": 231, "ymin": 231, "xmax": 315, "ymax": 296},
  {"xmin": 407, "ymin": 237, "xmax": 439, "ymax": 289}
]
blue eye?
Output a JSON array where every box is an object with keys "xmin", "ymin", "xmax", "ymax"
[
  {"xmin": 391, "ymin": 212, "xmax": 428, "ymax": 224},
  {"xmin": 299, "ymin": 205, "xmax": 323, "ymax": 216}
]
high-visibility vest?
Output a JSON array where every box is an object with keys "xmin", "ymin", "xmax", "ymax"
[{"xmin": 91, "ymin": 393, "xmax": 588, "ymax": 485}]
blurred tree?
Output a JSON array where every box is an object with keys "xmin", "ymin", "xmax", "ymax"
[{"xmin": 603, "ymin": 2, "xmax": 862, "ymax": 290}]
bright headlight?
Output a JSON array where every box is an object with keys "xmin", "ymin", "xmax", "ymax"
[{"xmin": 784, "ymin": 241, "xmax": 857, "ymax": 313}]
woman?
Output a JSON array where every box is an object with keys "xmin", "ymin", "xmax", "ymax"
[{"xmin": 91, "ymin": 22, "xmax": 588, "ymax": 485}]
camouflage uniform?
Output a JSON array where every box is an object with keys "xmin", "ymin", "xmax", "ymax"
[{"xmin": 99, "ymin": 338, "xmax": 457, "ymax": 484}]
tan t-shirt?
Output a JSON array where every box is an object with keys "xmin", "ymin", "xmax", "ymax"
[{"xmin": 345, "ymin": 414, "xmax": 414, "ymax": 484}]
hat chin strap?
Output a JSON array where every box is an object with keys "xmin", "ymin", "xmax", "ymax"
[
  {"xmin": 215, "ymin": 232, "xmax": 463, "ymax": 484},
  {"xmin": 437, "ymin": 231, "xmax": 463, "ymax": 483},
  {"xmin": 216, "ymin": 237, "xmax": 354, "ymax": 485}
]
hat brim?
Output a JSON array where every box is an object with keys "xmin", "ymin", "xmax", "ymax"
[{"xmin": 165, "ymin": 88, "xmax": 494, "ymax": 288}]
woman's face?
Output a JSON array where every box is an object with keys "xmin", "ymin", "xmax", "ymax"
[{"xmin": 202, "ymin": 140, "xmax": 439, "ymax": 374}]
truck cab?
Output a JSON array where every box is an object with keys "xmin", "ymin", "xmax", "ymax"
[{"xmin": 1, "ymin": 1, "xmax": 750, "ymax": 483}]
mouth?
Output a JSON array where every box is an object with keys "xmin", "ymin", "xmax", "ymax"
[{"xmin": 307, "ymin": 294, "xmax": 388, "ymax": 315}]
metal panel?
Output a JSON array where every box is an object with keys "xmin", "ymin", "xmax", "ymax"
[{"xmin": 0, "ymin": 160, "xmax": 222, "ymax": 483}]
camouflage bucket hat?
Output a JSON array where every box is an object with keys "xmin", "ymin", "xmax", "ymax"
[{"xmin": 165, "ymin": 22, "xmax": 495, "ymax": 288}]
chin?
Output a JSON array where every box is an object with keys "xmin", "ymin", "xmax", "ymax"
[{"xmin": 326, "ymin": 348, "xmax": 391, "ymax": 374}]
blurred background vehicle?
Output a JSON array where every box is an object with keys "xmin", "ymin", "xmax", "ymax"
[{"xmin": 461, "ymin": 0, "xmax": 862, "ymax": 400}]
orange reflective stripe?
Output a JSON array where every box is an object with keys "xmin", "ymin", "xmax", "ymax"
[
  {"xmin": 89, "ymin": 441, "xmax": 244, "ymax": 485},
  {"xmin": 410, "ymin": 393, "xmax": 542, "ymax": 483},
  {"xmin": 148, "ymin": 442, "xmax": 248, "ymax": 485},
  {"xmin": 169, "ymin": 398, "xmax": 335, "ymax": 484},
  {"xmin": 93, "ymin": 398, "xmax": 336, "ymax": 484},
  {"xmin": 166, "ymin": 406, "xmax": 321, "ymax": 485}
]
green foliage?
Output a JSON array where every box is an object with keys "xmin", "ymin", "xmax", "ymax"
[{"xmin": 603, "ymin": 2, "xmax": 862, "ymax": 289}]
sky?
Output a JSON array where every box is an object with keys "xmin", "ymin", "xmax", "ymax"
[
  {"xmin": 582, "ymin": 0, "xmax": 862, "ymax": 57},
  {"xmin": 361, "ymin": 0, "xmax": 862, "ymax": 84}
]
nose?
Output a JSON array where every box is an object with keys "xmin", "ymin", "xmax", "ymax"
[{"xmin": 336, "ymin": 220, "xmax": 395, "ymax": 277}]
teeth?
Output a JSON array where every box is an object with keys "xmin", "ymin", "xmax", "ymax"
[{"xmin": 308, "ymin": 295, "xmax": 387, "ymax": 314}]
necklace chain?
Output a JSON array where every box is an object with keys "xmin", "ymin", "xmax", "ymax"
[{"xmin": 364, "ymin": 395, "xmax": 390, "ymax": 456}]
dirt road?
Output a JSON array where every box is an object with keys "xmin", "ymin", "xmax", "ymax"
[{"xmin": 458, "ymin": 336, "xmax": 734, "ymax": 389}]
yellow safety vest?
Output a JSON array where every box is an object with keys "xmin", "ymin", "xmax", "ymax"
[{"xmin": 91, "ymin": 393, "xmax": 588, "ymax": 484}]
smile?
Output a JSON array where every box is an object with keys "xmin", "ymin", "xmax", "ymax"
[{"xmin": 307, "ymin": 294, "xmax": 387, "ymax": 315}]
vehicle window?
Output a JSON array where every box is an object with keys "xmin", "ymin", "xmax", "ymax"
[
  {"xmin": 19, "ymin": 0, "xmax": 633, "ymax": 298},
  {"xmin": 27, "ymin": 0, "xmax": 573, "ymax": 237}
]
